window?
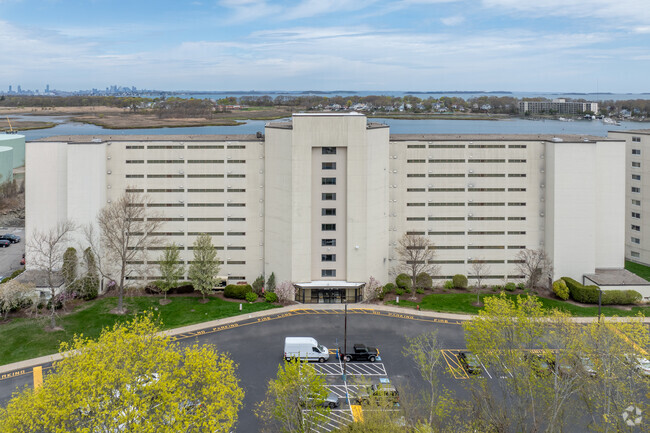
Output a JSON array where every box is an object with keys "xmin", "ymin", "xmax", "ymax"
[
  {"xmin": 633, "ymin": 174, "xmax": 641, "ymax": 180},
  {"xmin": 322, "ymin": 177, "xmax": 336, "ymax": 185},
  {"xmin": 430, "ymin": 188, "xmax": 465, "ymax": 192},
  {"xmin": 147, "ymin": 160, "xmax": 183, "ymax": 164},
  {"xmin": 468, "ymin": 202, "xmax": 505, "ymax": 206},
  {"xmin": 322, "ymin": 224, "xmax": 336, "ymax": 231},
  {"xmin": 407, "ymin": 144, "xmax": 426, "ymax": 148},
  {"xmin": 227, "ymin": 174, "xmax": 246, "ymax": 178},
  {"xmin": 429, "ymin": 231, "xmax": 465, "ymax": 235},
  {"xmin": 632, "ymin": 187, "xmax": 641, "ymax": 193},
  {"xmin": 407, "ymin": 159, "xmax": 426, "ymax": 163},
  {"xmin": 322, "ymin": 162, "xmax": 336, "ymax": 170},
  {"xmin": 429, "ymin": 216, "xmax": 465, "ymax": 221},
  {"xmin": 508, "ymin": 188, "xmax": 527, "ymax": 192},
  {"xmin": 126, "ymin": 160, "xmax": 144, "ymax": 164},
  {"xmin": 632, "ymin": 212, "xmax": 641, "ymax": 219},
  {"xmin": 407, "ymin": 174, "xmax": 426, "ymax": 177},
  {"xmin": 468, "ymin": 159, "xmax": 505, "ymax": 163},
  {"xmin": 632, "ymin": 136, "xmax": 641, "ymax": 142},
  {"xmin": 468, "ymin": 188, "xmax": 505, "ymax": 192},
  {"xmin": 148, "ymin": 145, "xmax": 184, "ymax": 149},
  {"xmin": 322, "ymin": 147, "xmax": 336, "ymax": 155},
  {"xmin": 508, "ymin": 174, "xmax": 527, "ymax": 177},
  {"xmin": 508, "ymin": 159, "xmax": 527, "ymax": 163},
  {"xmin": 508, "ymin": 202, "xmax": 526, "ymax": 206},
  {"xmin": 468, "ymin": 144, "xmax": 505, "ymax": 148},
  {"xmin": 632, "ymin": 225, "xmax": 641, "ymax": 231},
  {"xmin": 188, "ymin": 159, "xmax": 224, "ymax": 163},
  {"xmin": 429, "ymin": 144, "xmax": 465, "ymax": 148},
  {"xmin": 126, "ymin": 174, "xmax": 144, "ymax": 178},
  {"xmin": 429, "ymin": 159, "xmax": 465, "ymax": 163},
  {"xmin": 321, "ymin": 269, "xmax": 336, "ymax": 277},
  {"xmin": 508, "ymin": 216, "xmax": 526, "ymax": 220},
  {"xmin": 322, "ymin": 193, "xmax": 336, "ymax": 200},
  {"xmin": 322, "ymin": 208, "xmax": 336, "ymax": 216},
  {"xmin": 322, "ymin": 239, "xmax": 336, "ymax": 246},
  {"xmin": 188, "ymin": 188, "xmax": 224, "ymax": 192},
  {"xmin": 407, "ymin": 202, "xmax": 425, "ymax": 206},
  {"xmin": 187, "ymin": 174, "xmax": 223, "ymax": 178},
  {"xmin": 407, "ymin": 188, "xmax": 426, "ymax": 192},
  {"xmin": 508, "ymin": 144, "xmax": 527, "ymax": 148},
  {"xmin": 631, "ymin": 251, "xmax": 640, "ymax": 258},
  {"xmin": 632, "ymin": 199, "xmax": 641, "ymax": 206},
  {"xmin": 148, "ymin": 174, "xmax": 185, "ymax": 178},
  {"xmin": 228, "ymin": 160, "xmax": 246, "ymax": 163},
  {"xmin": 148, "ymin": 188, "xmax": 184, "ymax": 193},
  {"xmin": 227, "ymin": 145, "xmax": 246, "ymax": 149},
  {"xmin": 469, "ymin": 173, "xmax": 505, "ymax": 177},
  {"xmin": 430, "ymin": 173, "xmax": 465, "ymax": 177},
  {"xmin": 187, "ymin": 203, "xmax": 224, "ymax": 207},
  {"xmin": 429, "ymin": 202, "xmax": 464, "ymax": 206},
  {"xmin": 633, "ymin": 162, "xmax": 641, "ymax": 168},
  {"xmin": 631, "ymin": 237, "xmax": 641, "ymax": 244},
  {"xmin": 632, "ymin": 149, "xmax": 641, "ymax": 155},
  {"xmin": 407, "ymin": 217, "xmax": 426, "ymax": 221},
  {"xmin": 126, "ymin": 145, "xmax": 145, "ymax": 149},
  {"xmin": 321, "ymin": 254, "xmax": 336, "ymax": 262},
  {"xmin": 187, "ymin": 145, "xmax": 224, "ymax": 149},
  {"xmin": 469, "ymin": 216, "xmax": 504, "ymax": 221}
]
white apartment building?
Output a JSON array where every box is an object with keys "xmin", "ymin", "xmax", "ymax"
[
  {"xmin": 519, "ymin": 100, "xmax": 599, "ymax": 115},
  {"xmin": 26, "ymin": 113, "xmax": 627, "ymax": 303},
  {"xmin": 608, "ymin": 130, "xmax": 650, "ymax": 266}
]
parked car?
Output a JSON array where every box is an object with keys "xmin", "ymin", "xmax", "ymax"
[
  {"xmin": 341, "ymin": 343, "xmax": 380, "ymax": 363},
  {"xmin": 524, "ymin": 353, "xmax": 555, "ymax": 376},
  {"xmin": 0, "ymin": 239, "xmax": 10, "ymax": 248},
  {"xmin": 302, "ymin": 391, "xmax": 340, "ymax": 409},
  {"xmin": 0, "ymin": 234, "xmax": 20, "ymax": 243},
  {"xmin": 579, "ymin": 356, "xmax": 597, "ymax": 377},
  {"xmin": 356, "ymin": 383, "xmax": 399, "ymax": 405},
  {"xmin": 625, "ymin": 354, "xmax": 650, "ymax": 377},
  {"xmin": 457, "ymin": 351, "xmax": 482, "ymax": 375}
]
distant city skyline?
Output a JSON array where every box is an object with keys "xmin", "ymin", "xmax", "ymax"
[{"xmin": 1, "ymin": 0, "xmax": 649, "ymax": 93}]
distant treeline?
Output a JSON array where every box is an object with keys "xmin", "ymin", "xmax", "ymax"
[{"xmin": 1, "ymin": 94, "xmax": 648, "ymax": 117}]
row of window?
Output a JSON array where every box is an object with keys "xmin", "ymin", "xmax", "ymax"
[
  {"xmin": 144, "ymin": 203, "xmax": 247, "ymax": 207},
  {"xmin": 128, "ymin": 260, "xmax": 246, "ymax": 265},
  {"xmin": 127, "ymin": 188, "xmax": 247, "ymax": 193},
  {"xmin": 407, "ymin": 202, "xmax": 528, "ymax": 206},
  {"xmin": 407, "ymin": 188, "xmax": 528, "ymax": 192},
  {"xmin": 125, "ymin": 174, "xmax": 246, "ymax": 178},
  {"xmin": 408, "ymin": 231, "xmax": 527, "ymax": 235},
  {"xmin": 406, "ymin": 217, "xmax": 527, "ymax": 221},
  {"xmin": 407, "ymin": 173, "xmax": 528, "ymax": 178},
  {"xmin": 125, "ymin": 144, "xmax": 247, "ymax": 149},
  {"xmin": 404, "ymin": 144, "xmax": 527, "ymax": 149},
  {"xmin": 406, "ymin": 159, "xmax": 527, "ymax": 163},
  {"xmin": 125, "ymin": 159, "xmax": 246, "ymax": 164}
]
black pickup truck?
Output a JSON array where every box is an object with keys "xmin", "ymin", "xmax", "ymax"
[{"xmin": 341, "ymin": 343, "xmax": 380, "ymax": 362}]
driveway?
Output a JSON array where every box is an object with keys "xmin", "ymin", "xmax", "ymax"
[{"xmin": 0, "ymin": 227, "xmax": 24, "ymax": 279}]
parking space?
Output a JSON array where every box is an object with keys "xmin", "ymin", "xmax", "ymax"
[
  {"xmin": 313, "ymin": 362, "xmax": 387, "ymax": 377},
  {"xmin": 0, "ymin": 227, "xmax": 24, "ymax": 278}
]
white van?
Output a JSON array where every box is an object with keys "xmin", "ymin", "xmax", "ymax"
[{"xmin": 284, "ymin": 337, "xmax": 329, "ymax": 363}]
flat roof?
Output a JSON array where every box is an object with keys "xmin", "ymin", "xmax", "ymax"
[
  {"xmin": 583, "ymin": 268, "xmax": 650, "ymax": 286},
  {"xmin": 294, "ymin": 281, "xmax": 365, "ymax": 288},
  {"xmin": 608, "ymin": 129, "xmax": 650, "ymax": 135},
  {"xmin": 33, "ymin": 134, "xmax": 262, "ymax": 143},
  {"xmin": 389, "ymin": 133, "xmax": 617, "ymax": 142},
  {"xmin": 0, "ymin": 134, "xmax": 25, "ymax": 141}
]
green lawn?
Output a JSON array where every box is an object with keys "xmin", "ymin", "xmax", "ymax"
[
  {"xmin": 387, "ymin": 293, "xmax": 650, "ymax": 317},
  {"xmin": 0, "ymin": 296, "xmax": 279, "ymax": 366},
  {"xmin": 625, "ymin": 260, "xmax": 650, "ymax": 281}
]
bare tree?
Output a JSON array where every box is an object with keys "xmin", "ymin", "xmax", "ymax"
[
  {"xmin": 470, "ymin": 259, "xmax": 491, "ymax": 305},
  {"xmin": 394, "ymin": 234, "xmax": 440, "ymax": 291},
  {"xmin": 94, "ymin": 191, "xmax": 162, "ymax": 314},
  {"xmin": 27, "ymin": 220, "xmax": 76, "ymax": 328},
  {"xmin": 515, "ymin": 248, "xmax": 553, "ymax": 289}
]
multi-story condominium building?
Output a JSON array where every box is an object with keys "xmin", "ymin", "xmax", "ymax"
[
  {"xmin": 519, "ymin": 99, "xmax": 599, "ymax": 115},
  {"xmin": 608, "ymin": 130, "xmax": 650, "ymax": 265},
  {"xmin": 26, "ymin": 113, "xmax": 627, "ymax": 303}
]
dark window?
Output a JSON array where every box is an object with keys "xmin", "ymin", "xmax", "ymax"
[
  {"xmin": 322, "ymin": 147, "xmax": 337, "ymax": 155},
  {"xmin": 322, "ymin": 239, "xmax": 336, "ymax": 246},
  {"xmin": 632, "ymin": 149, "xmax": 641, "ymax": 155},
  {"xmin": 321, "ymin": 254, "xmax": 336, "ymax": 262},
  {"xmin": 322, "ymin": 162, "xmax": 336, "ymax": 170},
  {"xmin": 322, "ymin": 269, "xmax": 336, "ymax": 277},
  {"xmin": 322, "ymin": 193, "xmax": 336, "ymax": 200},
  {"xmin": 322, "ymin": 208, "xmax": 336, "ymax": 216},
  {"xmin": 322, "ymin": 224, "xmax": 336, "ymax": 231},
  {"xmin": 322, "ymin": 177, "xmax": 337, "ymax": 185}
]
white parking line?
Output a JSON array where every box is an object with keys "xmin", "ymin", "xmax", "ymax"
[{"xmin": 476, "ymin": 355, "xmax": 492, "ymax": 379}]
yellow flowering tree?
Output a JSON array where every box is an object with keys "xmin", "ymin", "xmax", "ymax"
[{"xmin": 0, "ymin": 313, "xmax": 244, "ymax": 433}]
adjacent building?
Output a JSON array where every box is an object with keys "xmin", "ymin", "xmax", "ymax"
[
  {"xmin": 26, "ymin": 113, "xmax": 628, "ymax": 302},
  {"xmin": 519, "ymin": 99, "xmax": 599, "ymax": 115}
]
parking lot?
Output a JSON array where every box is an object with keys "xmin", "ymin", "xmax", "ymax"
[{"xmin": 0, "ymin": 227, "xmax": 24, "ymax": 279}]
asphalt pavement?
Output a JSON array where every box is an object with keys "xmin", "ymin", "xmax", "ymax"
[
  {"xmin": 0, "ymin": 306, "xmax": 468, "ymax": 432},
  {"xmin": 0, "ymin": 227, "xmax": 24, "ymax": 279}
]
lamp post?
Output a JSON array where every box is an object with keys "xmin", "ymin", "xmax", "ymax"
[{"xmin": 343, "ymin": 302, "xmax": 348, "ymax": 381}]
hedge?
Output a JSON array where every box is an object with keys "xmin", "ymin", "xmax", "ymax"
[
  {"xmin": 452, "ymin": 274, "xmax": 468, "ymax": 289},
  {"xmin": 224, "ymin": 284, "xmax": 253, "ymax": 300},
  {"xmin": 395, "ymin": 274, "xmax": 412, "ymax": 290},
  {"xmin": 561, "ymin": 277, "xmax": 642, "ymax": 305}
]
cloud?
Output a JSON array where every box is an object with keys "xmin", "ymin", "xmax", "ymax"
[
  {"xmin": 441, "ymin": 15, "xmax": 465, "ymax": 26},
  {"xmin": 480, "ymin": 0, "xmax": 650, "ymax": 26}
]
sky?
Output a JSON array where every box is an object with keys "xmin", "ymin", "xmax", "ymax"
[{"xmin": 1, "ymin": 0, "xmax": 649, "ymax": 93}]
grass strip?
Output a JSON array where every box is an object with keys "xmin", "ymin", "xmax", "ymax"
[
  {"xmin": 0, "ymin": 296, "xmax": 279, "ymax": 366},
  {"xmin": 386, "ymin": 293, "xmax": 650, "ymax": 317}
]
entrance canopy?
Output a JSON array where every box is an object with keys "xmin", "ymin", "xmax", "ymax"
[{"xmin": 293, "ymin": 281, "xmax": 365, "ymax": 304}]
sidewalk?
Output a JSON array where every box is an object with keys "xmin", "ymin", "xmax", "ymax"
[{"xmin": 1, "ymin": 302, "xmax": 647, "ymax": 375}]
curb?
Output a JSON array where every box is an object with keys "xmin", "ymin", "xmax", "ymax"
[{"xmin": 1, "ymin": 302, "xmax": 648, "ymax": 375}]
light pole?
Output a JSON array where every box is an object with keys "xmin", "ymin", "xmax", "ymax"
[{"xmin": 343, "ymin": 302, "xmax": 348, "ymax": 381}]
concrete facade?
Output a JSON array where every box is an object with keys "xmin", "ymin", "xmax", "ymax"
[
  {"xmin": 0, "ymin": 146, "xmax": 13, "ymax": 186},
  {"xmin": 25, "ymin": 114, "xmax": 626, "ymax": 301}
]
